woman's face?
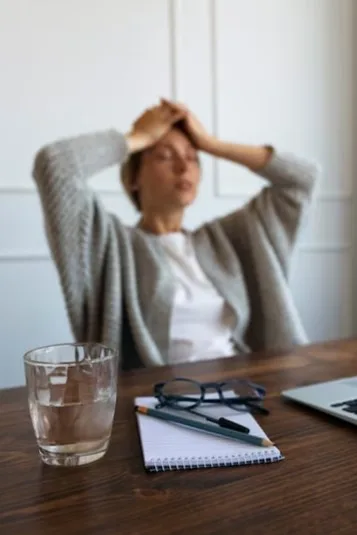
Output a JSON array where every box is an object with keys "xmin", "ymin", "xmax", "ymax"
[{"xmin": 133, "ymin": 128, "xmax": 200, "ymax": 213}]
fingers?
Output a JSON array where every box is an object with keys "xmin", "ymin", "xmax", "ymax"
[
  {"xmin": 161, "ymin": 97, "xmax": 188, "ymax": 113},
  {"xmin": 133, "ymin": 100, "xmax": 186, "ymax": 137},
  {"xmin": 171, "ymin": 110, "xmax": 186, "ymax": 123},
  {"xmin": 160, "ymin": 98, "xmax": 189, "ymax": 126},
  {"xmin": 141, "ymin": 98, "xmax": 187, "ymax": 117},
  {"xmin": 158, "ymin": 100, "xmax": 186, "ymax": 124},
  {"xmin": 159, "ymin": 103, "xmax": 173, "ymax": 120}
]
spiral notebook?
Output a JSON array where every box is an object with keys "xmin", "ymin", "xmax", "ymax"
[{"xmin": 135, "ymin": 395, "xmax": 284, "ymax": 472}]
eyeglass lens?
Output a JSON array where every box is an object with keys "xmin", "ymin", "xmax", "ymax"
[
  {"xmin": 160, "ymin": 378, "xmax": 202, "ymax": 409},
  {"xmin": 159, "ymin": 378, "xmax": 264, "ymax": 409},
  {"xmin": 220, "ymin": 380, "xmax": 262, "ymax": 402}
]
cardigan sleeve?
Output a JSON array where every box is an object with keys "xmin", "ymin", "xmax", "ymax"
[
  {"xmin": 32, "ymin": 129, "xmax": 129, "ymax": 339},
  {"xmin": 217, "ymin": 149, "xmax": 320, "ymax": 275}
]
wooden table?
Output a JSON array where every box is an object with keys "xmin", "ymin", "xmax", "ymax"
[{"xmin": 1, "ymin": 339, "xmax": 357, "ymax": 535}]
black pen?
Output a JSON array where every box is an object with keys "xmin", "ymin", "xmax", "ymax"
[
  {"xmin": 188, "ymin": 408, "xmax": 250, "ymax": 434},
  {"xmin": 136, "ymin": 406, "xmax": 274, "ymax": 447}
]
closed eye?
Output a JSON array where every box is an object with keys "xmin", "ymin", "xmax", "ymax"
[{"xmin": 153, "ymin": 148, "xmax": 198, "ymax": 163}]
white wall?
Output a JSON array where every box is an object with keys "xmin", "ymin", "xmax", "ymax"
[{"xmin": 0, "ymin": 0, "xmax": 355, "ymax": 388}]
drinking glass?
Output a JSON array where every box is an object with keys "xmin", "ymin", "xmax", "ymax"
[{"xmin": 24, "ymin": 343, "xmax": 118, "ymax": 467}]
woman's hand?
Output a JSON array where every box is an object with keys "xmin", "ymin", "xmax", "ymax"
[
  {"xmin": 160, "ymin": 99, "xmax": 272, "ymax": 170},
  {"xmin": 160, "ymin": 98, "xmax": 216, "ymax": 152},
  {"xmin": 126, "ymin": 104, "xmax": 185, "ymax": 153}
]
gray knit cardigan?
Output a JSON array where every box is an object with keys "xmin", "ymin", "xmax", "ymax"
[{"xmin": 32, "ymin": 130, "xmax": 319, "ymax": 369}]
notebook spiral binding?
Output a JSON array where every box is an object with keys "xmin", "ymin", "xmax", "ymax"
[{"xmin": 147, "ymin": 450, "xmax": 284, "ymax": 472}]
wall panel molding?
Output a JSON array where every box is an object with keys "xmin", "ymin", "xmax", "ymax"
[
  {"xmin": 0, "ymin": 0, "xmax": 355, "ymax": 392},
  {"xmin": 0, "ymin": 243, "xmax": 351, "ymax": 263},
  {"xmin": 210, "ymin": 0, "xmax": 219, "ymax": 197},
  {"xmin": 298, "ymin": 244, "xmax": 351, "ymax": 254},
  {"xmin": 213, "ymin": 191, "xmax": 353, "ymax": 202},
  {"xmin": 0, "ymin": 185, "xmax": 124, "ymax": 196},
  {"xmin": 0, "ymin": 252, "xmax": 50, "ymax": 262},
  {"xmin": 0, "ymin": 184, "xmax": 352, "ymax": 202},
  {"xmin": 169, "ymin": 0, "xmax": 179, "ymax": 100}
]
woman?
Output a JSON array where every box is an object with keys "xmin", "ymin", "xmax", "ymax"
[{"xmin": 33, "ymin": 99, "xmax": 319, "ymax": 369}]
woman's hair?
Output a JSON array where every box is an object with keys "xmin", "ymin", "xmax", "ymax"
[
  {"xmin": 120, "ymin": 120, "xmax": 198, "ymax": 212},
  {"xmin": 120, "ymin": 150, "xmax": 143, "ymax": 211}
]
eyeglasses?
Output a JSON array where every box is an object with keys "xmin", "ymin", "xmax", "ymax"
[{"xmin": 153, "ymin": 377, "xmax": 269, "ymax": 415}]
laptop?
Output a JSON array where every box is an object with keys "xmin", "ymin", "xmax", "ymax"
[{"xmin": 281, "ymin": 376, "xmax": 357, "ymax": 425}]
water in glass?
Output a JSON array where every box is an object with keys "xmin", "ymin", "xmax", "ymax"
[{"xmin": 24, "ymin": 343, "xmax": 118, "ymax": 467}]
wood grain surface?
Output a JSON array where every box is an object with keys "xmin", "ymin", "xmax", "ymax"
[{"xmin": 1, "ymin": 339, "xmax": 357, "ymax": 535}]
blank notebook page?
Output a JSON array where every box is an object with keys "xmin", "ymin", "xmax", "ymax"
[{"xmin": 134, "ymin": 395, "xmax": 284, "ymax": 471}]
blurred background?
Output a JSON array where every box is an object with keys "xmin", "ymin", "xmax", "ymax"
[{"xmin": 1, "ymin": 0, "xmax": 356, "ymax": 388}]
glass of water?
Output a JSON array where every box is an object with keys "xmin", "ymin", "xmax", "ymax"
[{"xmin": 24, "ymin": 343, "xmax": 118, "ymax": 467}]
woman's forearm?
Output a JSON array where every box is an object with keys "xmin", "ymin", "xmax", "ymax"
[
  {"xmin": 34, "ymin": 130, "xmax": 129, "ymax": 184},
  {"xmin": 204, "ymin": 137, "xmax": 273, "ymax": 171}
]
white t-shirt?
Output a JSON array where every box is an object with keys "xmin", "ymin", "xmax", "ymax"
[{"xmin": 157, "ymin": 232, "xmax": 237, "ymax": 364}]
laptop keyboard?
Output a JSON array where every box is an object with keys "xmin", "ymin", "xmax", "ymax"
[{"xmin": 331, "ymin": 399, "xmax": 357, "ymax": 414}]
